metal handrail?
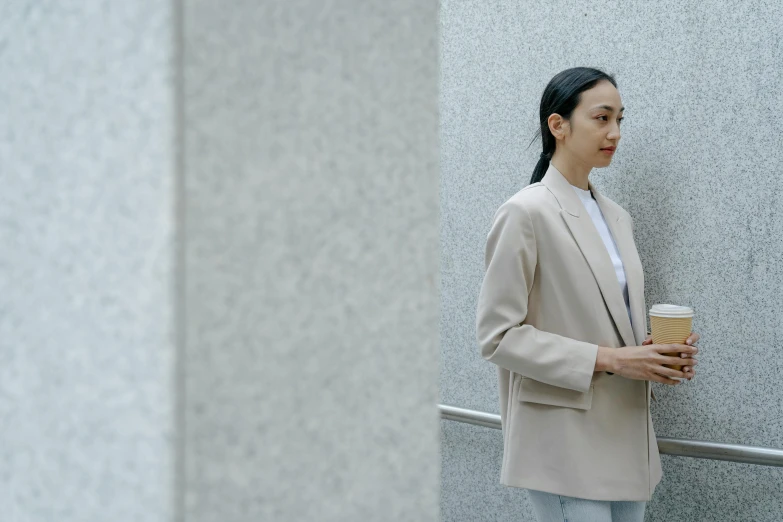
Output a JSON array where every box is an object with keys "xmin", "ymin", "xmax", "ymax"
[{"xmin": 439, "ymin": 404, "xmax": 783, "ymax": 467}]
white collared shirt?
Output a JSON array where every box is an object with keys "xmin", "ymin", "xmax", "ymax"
[{"xmin": 572, "ymin": 185, "xmax": 632, "ymax": 324}]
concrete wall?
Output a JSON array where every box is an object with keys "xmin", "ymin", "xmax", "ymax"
[
  {"xmin": 0, "ymin": 3, "xmax": 177, "ymax": 520},
  {"xmin": 440, "ymin": 1, "xmax": 783, "ymax": 520},
  {"xmin": 182, "ymin": 1, "xmax": 441, "ymax": 520},
  {"xmin": 1, "ymin": 1, "xmax": 440, "ymax": 520}
]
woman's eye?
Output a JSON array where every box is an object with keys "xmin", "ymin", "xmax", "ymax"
[
  {"xmin": 618, "ymin": 117, "xmax": 624, "ymax": 124},
  {"xmin": 597, "ymin": 115, "xmax": 608, "ymax": 121}
]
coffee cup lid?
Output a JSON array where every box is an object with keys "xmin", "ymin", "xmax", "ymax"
[{"xmin": 649, "ymin": 304, "xmax": 694, "ymax": 318}]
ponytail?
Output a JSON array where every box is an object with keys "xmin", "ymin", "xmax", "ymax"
[{"xmin": 529, "ymin": 152, "xmax": 552, "ymax": 185}]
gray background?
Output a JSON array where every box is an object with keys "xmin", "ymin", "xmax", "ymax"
[
  {"xmin": 0, "ymin": 2, "xmax": 177, "ymax": 520},
  {"xmin": 440, "ymin": 1, "xmax": 783, "ymax": 521},
  {"xmin": 182, "ymin": 1, "xmax": 440, "ymax": 521},
  {"xmin": 1, "ymin": 1, "xmax": 440, "ymax": 521}
]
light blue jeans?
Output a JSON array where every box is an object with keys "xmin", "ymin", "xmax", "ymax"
[{"xmin": 528, "ymin": 490, "xmax": 646, "ymax": 522}]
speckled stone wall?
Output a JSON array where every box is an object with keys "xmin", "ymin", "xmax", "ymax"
[
  {"xmin": 0, "ymin": 2, "xmax": 177, "ymax": 521},
  {"xmin": 440, "ymin": 1, "xmax": 783, "ymax": 521},
  {"xmin": 182, "ymin": 1, "xmax": 440, "ymax": 521},
  {"xmin": 2, "ymin": 1, "xmax": 440, "ymax": 521}
]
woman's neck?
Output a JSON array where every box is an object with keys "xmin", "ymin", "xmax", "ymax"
[{"xmin": 550, "ymin": 153, "xmax": 591, "ymax": 190}]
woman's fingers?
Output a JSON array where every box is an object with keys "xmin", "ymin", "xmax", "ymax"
[
  {"xmin": 682, "ymin": 334, "xmax": 699, "ymax": 379},
  {"xmin": 642, "ymin": 335, "xmax": 653, "ymax": 346},
  {"xmin": 660, "ymin": 355, "xmax": 698, "ymax": 368},
  {"xmin": 654, "ymin": 343, "xmax": 698, "ymax": 356},
  {"xmin": 657, "ymin": 366, "xmax": 688, "ymax": 380}
]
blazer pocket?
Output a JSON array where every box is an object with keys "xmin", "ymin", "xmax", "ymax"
[{"xmin": 518, "ymin": 377, "xmax": 594, "ymax": 410}]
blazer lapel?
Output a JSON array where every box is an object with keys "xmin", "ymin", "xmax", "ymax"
[{"xmin": 541, "ymin": 165, "xmax": 637, "ymax": 348}]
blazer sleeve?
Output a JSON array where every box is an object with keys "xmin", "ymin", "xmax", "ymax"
[{"xmin": 476, "ymin": 200, "xmax": 599, "ymax": 393}]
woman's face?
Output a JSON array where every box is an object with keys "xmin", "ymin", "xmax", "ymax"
[{"xmin": 558, "ymin": 80, "xmax": 624, "ymax": 168}]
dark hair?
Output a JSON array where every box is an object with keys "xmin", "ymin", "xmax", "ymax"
[{"xmin": 529, "ymin": 67, "xmax": 617, "ymax": 185}]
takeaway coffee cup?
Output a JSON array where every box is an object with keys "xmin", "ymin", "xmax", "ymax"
[{"xmin": 649, "ymin": 304, "xmax": 694, "ymax": 372}]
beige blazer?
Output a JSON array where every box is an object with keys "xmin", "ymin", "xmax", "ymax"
[{"xmin": 476, "ymin": 165, "xmax": 662, "ymax": 501}]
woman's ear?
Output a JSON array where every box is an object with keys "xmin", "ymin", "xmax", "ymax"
[{"xmin": 548, "ymin": 113, "xmax": 568, "ymax": 141}]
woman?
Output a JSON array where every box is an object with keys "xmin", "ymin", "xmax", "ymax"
[{"xmin": 475, "ymin": 67, "xmax": 700, "ymax": 522}]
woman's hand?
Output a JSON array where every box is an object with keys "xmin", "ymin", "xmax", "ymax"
[
  {"xmin": 596, "ymin": 339, "xmax": 699, "ymax": 385},
  {"xmin": 642, "ymin": 332, "xmax": 700, "ymax": 380}
]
